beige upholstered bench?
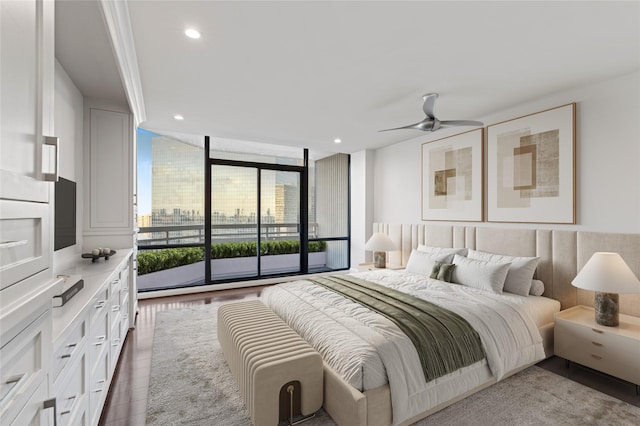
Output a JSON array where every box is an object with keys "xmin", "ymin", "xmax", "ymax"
[{"xmin": 218, "ymin": 300, "xmax": 323, "ymax": 426}]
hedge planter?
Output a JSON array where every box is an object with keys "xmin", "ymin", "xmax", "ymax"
[{"xmin": 138, "ymin": 252, "xmax": 327, "ymax": 291}]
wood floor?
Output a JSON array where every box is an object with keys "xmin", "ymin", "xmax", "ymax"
[{"xmin": 99, "ymin": 288, "xmax": 639, "ymax": 425}]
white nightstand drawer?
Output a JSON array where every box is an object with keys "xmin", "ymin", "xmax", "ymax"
[{"xmin": 555, "ymin": 306, "xmax": 640, "ymax": 385}]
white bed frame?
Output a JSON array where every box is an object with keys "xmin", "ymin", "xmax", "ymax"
[{"xmin": 320, "ymin": 224, "xmax": 640, "ymax": 426}]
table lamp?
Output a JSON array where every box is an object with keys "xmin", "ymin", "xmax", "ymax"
[
  {"xmin": 365, "ymin": 233, "xmax": 397, "ymax": 268},
  {"xmin": 571, "ymin": 252, "xmax": 640, "ymax": 327}
]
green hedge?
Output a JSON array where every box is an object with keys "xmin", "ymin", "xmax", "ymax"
[{"xmin": 137, "ymin": 240, "xmax": 326, "ymax": 275}]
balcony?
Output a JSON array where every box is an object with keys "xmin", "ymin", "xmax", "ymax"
[{"xmin": 136, "ymin": 223, "xmax": 330, "ymax": 291}]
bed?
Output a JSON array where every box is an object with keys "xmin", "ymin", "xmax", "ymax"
[{"xmin": 259, "ymin": 224, "xmax": 640, "ymax": 426}]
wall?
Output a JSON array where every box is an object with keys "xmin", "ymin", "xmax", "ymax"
[
  {"xmin": 371, "ymin": 71, "xmax": 640, "ymax": 233},
  {"xmin": 350, "ymin": 150, "xmax": 375, "ymax": 266},
  {"xmin": 53, "ymin": 60, "xmax": 84, "ymax": 274}
]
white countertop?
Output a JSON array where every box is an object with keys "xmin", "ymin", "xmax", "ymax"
[{"xmin": 52, "ymin": 248, "xmax": 133, "ymax": 343}]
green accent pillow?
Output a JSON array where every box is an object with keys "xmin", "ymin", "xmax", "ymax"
[
  {"xmin": 429, "ymin": 261, "xmax": 456, "ymax": 282},
  {"xmin": 429, "ymin": 261, "xmax": 442, "ymax": 279},
  {"xmin": 437, "ymin": 263, "xmax": 456, "ymax": 282}
]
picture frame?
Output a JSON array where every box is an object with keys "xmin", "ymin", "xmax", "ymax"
[
  {"xmin": 421, "ymin": 128, "xmax": 483, "ymax": 221},
  {"xmin": 486, "ymin": 103, "xmax": 575, "ymax": 223}
]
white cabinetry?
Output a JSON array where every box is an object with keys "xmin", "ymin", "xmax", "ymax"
[
  {"xmin": 52, "ymin": 250, "xmax": 134, "ymax": 426},
  {"xmin": 1, "ymin": 1, "xmax": 57, "ymax": 424},
  {"xmin": 83, "ymin": 105, "xmax": 134, "ymax": 251}
]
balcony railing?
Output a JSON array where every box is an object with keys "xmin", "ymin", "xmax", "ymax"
[{"xmin": 137, "ymin": 223, "xmax": 319, "ymax": 247}]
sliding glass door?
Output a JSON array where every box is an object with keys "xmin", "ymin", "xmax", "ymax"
[
  {"xmin": 207, "ymin": 159, "xmax": 303, "ymax": 282},
  {"xmin": 210, "ymin": 164, "xmax": 259, "ymax": 280}
]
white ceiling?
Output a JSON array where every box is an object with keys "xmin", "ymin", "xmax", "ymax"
[{"xmin": 56, "ymin": 1, "xmax": 640, "ymax": 154}]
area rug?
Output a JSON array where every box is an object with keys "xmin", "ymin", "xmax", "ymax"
[{"xmin": 146, "ymin": 302, "xmax": 640, "ymax": 425}]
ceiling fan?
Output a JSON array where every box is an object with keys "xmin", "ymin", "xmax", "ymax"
[{"xmin": 380, "ymin": 93, "xmax": 483, "ymax": 132}]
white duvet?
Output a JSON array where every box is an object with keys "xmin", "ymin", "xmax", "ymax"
[{"xmin": 261, "ymin": 270, "xmax": 546, "ymax": 426}]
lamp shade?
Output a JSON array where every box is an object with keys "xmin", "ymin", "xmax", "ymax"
[
  {"xmin": 365, "ymin": 233, "xmax": 397, "ymax": 252},
  {"xmin": 572, "ymin": 252, "xmax": 640, "ymax": 294}
]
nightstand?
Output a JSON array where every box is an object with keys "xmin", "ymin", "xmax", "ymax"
[
  {"xmin": 554, "ymin": 305, "xmax": 640, "ymax": 389},
  {"xmin": 357, "ymin": 262, "xmax": 404, "ymax": 272}
]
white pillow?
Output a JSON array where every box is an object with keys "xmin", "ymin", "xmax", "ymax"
[
  {"xmin": 529, "ymin": 279, "xmax": 545, "ymax": 296},
  {"xmin": 451, "ymin": 254, "xmax": 510, "ymax": 293},
  {"xmin": 467, "ymin": 249, "xmax": 539, "ymax": 297},
  {"xmin": 405, "ymin": 250, "xmax": 451, "ymax": 276},
  {"xmin": 416, "ymin": 245, "xmax": 468, "ymax": 263}
]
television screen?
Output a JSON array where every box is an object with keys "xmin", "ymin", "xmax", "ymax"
[{"xmin": 55, "ymin": 177, "xmax": 76, "ymax": 251}]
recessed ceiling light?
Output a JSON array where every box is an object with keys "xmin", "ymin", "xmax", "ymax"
[
  {"xmin": 185, "ymin": 28, "xmax": 201, "ymax": 39},
  {"xmin": 174, "ymin": 115, "xmax": 184, "ymax": 120},
  {"xmin": 334, "ymin": 138, "xmax": 342, "ymax": 144}
]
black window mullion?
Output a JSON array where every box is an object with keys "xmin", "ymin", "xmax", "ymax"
[
  {"xmin": 256, "ymin": 168, "xmax": 261, "ymax": 276},
  {"xmin": 204, "ymin": 136, "xmax": 212, "ymax": 284}
]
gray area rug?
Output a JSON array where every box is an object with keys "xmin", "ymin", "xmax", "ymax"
[{"xmin": 146, "ymin": 302, "xmax": 640, "ymax": 425}]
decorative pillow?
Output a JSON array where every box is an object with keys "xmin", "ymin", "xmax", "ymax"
[
  {"xmin": 467, "ymin": 249, "xmax": 539, "ymax": 297},
  {"xmin": 430, "ymin": 261, "xmax": 456, "ymax": 282},
  {"xmin": 416, "ymin": 245, "xmax": 468, "ymax": 263},
  {"xmin": 405, "ymin": 250, "xmax": 451, "ymax": 276},
  {"xmin": 451, "ymin": 254, "xmax": 510, "ymax": 293},
  {"xmin": 529, "ymin": 279, "xmax": 545, "ymax": 296}
]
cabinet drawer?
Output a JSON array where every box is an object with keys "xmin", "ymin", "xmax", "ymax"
[
  {"xmin": 52, "ymin": 316, "xmax": 87, "ymax": 390},
  {"xmin": 89, "ymin": 287, "xmax": 109, "ymax": 325},
  {"xmin": 555, "ymin": 319, "xmax": 640, "ymax": 384},
  {"xmin": 89, "ymin": 306, "xmax": 109, "ymax": 372},
  {"xmin": 110, "ymin": 318, "xmax": 123, "ymax": 372},
  {"xmin": 0, "ymin": 311, "xmax": 49, "ymax": 425},
  {"xmin": 9, "ymin": 379, "xmax": 50, "ymax": 426},
  {"xmin": 56, "ymin": 353, "xmax": 87, "ymax": 426},
  {"xmin": 109, "ymin": 275, "xmax": 121, "ymax": 296},
  {"xmin": 89, "ymin": 350, "xmax": 109, "ymax": 426},
  {"xmin": 0, "ymin": 200, "xmax": 50, "ymax": 292}
]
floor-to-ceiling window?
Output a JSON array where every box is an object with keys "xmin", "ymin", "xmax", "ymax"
[{"xmin": 136, "ymin": 131, "xmax": 349, "ymax": 292}]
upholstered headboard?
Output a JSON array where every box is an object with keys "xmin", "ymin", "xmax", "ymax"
[{"xmin": 373, "ymin": 223, "xmax": 640, "ymax": 317}]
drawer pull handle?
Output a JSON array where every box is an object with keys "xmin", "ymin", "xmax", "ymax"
[
  {"xmin": 591, "ymin": 354, "xmax": 603, "ymax": 360},
  {"xmin": 60, "ymin": 342, "xmax": 79, "ymax": 359},
  {"xmin": 4, "ymin": 374, "xmax": 23, "ymax": 385},
  {"xmin": 1, "ymin": 374, "xmax": 25, "ymax": 403},
  {"xmin": 59, "ymin": 393, "xmax": 79, "ymax": 415},
  {"xmin": 591, "ymin": 328, "xmax": 603, "ymax": 334},
  {"xmin": 591, "ymin": 342, "xmax": 603, "ymax": 347},
  {"xmin": 112, "ymin": 305, "xmax": 120, "ymax": 312},
  {"xmin": 93, "ymin": 379, "xmax": 106, "ymax": 393},
  {"xmin": 94, "ymin": 336, "xmax": 106, "ymax": 346},
  {"xmin": 95, "ymin": 300, "xmax": 106, "ymax": 309}
]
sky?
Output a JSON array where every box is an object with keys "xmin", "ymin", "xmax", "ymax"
[{"xmin": 137, "ymin": 128, "xmax": 154, "ymax": 215}]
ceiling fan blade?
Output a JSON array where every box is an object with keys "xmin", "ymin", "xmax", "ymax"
[
  {"xmin": 379, "ymin": 118, "xmax": 435, "ymax": 132},
  {"xmin": 440, "ymin": 120, "xmax": 484, "ymax": 127},
  {"xmin": 422, "ymin": 93, "xmax": 438, "ymax": 119}
]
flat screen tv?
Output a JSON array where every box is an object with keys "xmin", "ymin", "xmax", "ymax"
[{"xmin": 55, "ymin": 177, "xmax": 76, "ymax": 251}]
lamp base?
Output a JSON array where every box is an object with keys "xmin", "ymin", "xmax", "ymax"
[
  {"xmin": 373, "ymin": 251, "xmax": 386, "ymax": 268},
  {"xmin": 594, "ymin": 292, "xmax": 619, "ymax": 327}
]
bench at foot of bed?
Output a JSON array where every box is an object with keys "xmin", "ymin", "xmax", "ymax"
[{"xmin": 218, "ymin": 300, "xmax": 323, "ymax": 426}]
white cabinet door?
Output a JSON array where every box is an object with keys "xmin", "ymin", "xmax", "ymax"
[
  {"xmin": 0, "ymin": 0, "xmax": 56, "ymax": 203},
  {"xmin": 89, "ymin": 108, "xmax": 131, "ymax": 230}
]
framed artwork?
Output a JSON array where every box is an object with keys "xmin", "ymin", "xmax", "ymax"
[
  {"xmin": 421, "ymin": 128, "xmax": 483, "ymax": 221},
  {"xmin": 487, "ymin": 103, "xmax": 575, "ymax": 223}
]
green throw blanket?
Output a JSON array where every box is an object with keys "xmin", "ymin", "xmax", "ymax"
[{"xmin": 309, "ymin": 275, "xmax": 485, "ymax": 382}]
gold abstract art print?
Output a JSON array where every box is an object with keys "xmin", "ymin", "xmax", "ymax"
[
  {"xmin": 421, "ymin": 128, "xmax": 483, "ymax": 221},
  {"xmin": 487, "ymin": 103, "xmax": 575, "ymax": 223}
]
